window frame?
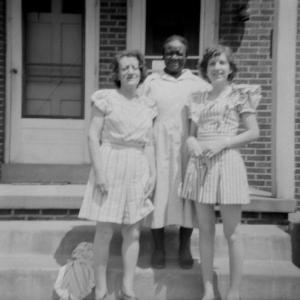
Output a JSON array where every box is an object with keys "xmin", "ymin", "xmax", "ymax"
[{"xmin": 127, "ymin": 0, "xmax": 219, "ymax": 72}]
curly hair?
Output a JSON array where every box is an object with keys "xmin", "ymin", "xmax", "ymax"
[
  {"xmin": 111, "ymin": 50, "xmax": 147, "ymax": 88},
  {"xmin": 199, "ymin": 45, "xmax": 237, "ymax": 82}
]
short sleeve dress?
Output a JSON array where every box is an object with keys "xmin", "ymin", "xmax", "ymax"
[
  {"xmin": 142, "ymin": 70, "xmax": 211, "ymax": 228},
  {"xmin": 181, "ymin": 84, "xmax": 261, "ymax": 205},
  {"xmin": 79, "ymin": 89, "xmax": 157, "ymax": 224}
]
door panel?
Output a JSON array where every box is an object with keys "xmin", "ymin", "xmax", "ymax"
[
  {"xmin": 24, "ymin": 5, "xmax": 83, "ymax": 118},
  {"xmin": 6, "ymin": 0, "xmax": 99, "ymax": 164}
]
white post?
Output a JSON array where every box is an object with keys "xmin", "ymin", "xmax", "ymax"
[{"xmin": 272, "ymin": 0, "xmax": 297, "ymax": 199}]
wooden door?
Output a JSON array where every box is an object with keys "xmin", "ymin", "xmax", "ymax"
[{"xmin": 6, "ymin": 0, "xmax": 99, "ymax": 164}]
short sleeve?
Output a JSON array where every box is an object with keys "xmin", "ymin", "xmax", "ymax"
[
  {"xmin": 90, "ymin": 89, "xmax": 113, "ymax": 115},
  {"xmin": 232, "ymin": 84, "xmax": 261, "ymax": 114},
  {"xmin": 187, "ymin": 91, "xmax": 207, "ymax": 123},
  {"xmin": 141, "ymin": 96, "xmax": 158, "ymax": 119}
]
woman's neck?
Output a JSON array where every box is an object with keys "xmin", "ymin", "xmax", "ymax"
[
  {"xmin": 209, "ymin": 81, "xmax": 230, "ymax": 99},
  {"xmin": 118, "ymin": 86, "xmax": 137, "ymax": 100}
]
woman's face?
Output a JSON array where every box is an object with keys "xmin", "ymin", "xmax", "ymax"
[
  {"xmin": 118, "ymin": 56, "xmax": 141, "ymax": 88},
  {"xmin": 206, "ymin": 52, "xmax": 232, "ymax": 84},
  {"xmin": 163, "ymin": 40, "xmax": 187, "ymax": 76}
]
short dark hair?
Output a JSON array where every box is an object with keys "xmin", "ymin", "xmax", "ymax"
[
  {"xmin": 111, "ymin": 50, "xmax": 147, "ymax": 88},
  {"xmin": 199, "ymin": 45, "xmax": 237, "ymax": 82},
  {"xmin": 162, "ymin": 35, "xmax": 188, "ymax": 56}
]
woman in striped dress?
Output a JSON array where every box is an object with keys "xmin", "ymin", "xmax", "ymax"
[
  {"xmin": 79, "ymin": 50, "xmax": 156, "ymax": 300},
  {"xmin": 182, "ymin": 45, "xmax": 261, "ymax": 300}
]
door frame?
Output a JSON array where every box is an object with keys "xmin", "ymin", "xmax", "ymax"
[
  {"xmin": 127, "ymin": 0, "xmax": 220, "ymax": 60},
  {"xmin": 5, "ymin": 0, "xmax": 100, "ymax": 163}
]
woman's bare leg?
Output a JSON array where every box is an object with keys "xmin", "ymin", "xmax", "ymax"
[
  {"xmin": 195, "ymin": 203, "xmax": 216, "ymax": 300},
  {"xmin": 220, "ymin": 204, "xmax": 243, "ymax": 300},
  {"xmin": 121, "ymin": 221, "xmax": 141, "ymax": 297},
  {"xmin": 94, "ymin": 222, "xmax": 114, "ymax": 299}
]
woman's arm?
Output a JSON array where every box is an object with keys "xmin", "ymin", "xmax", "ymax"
[
  {"xmin": 186, "ymin": 120, "xmax": 204, "ymax": 157},
  {"xmin": 88, "ymin": 107, "xmax": 107, "ymax": 193},
  {"xmin": 203, "ymin": 113, "xmax": 260, "ymax": 159},
  {"xmin": 227, "ymin": 112, "xmax": 260, "ymax": 148},
  {"xmin": 144, "ymin": 129, "xmax": 156, "ymax": 198}
]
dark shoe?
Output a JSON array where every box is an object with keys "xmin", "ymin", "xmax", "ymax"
[
  {"xmin": 178, "ymin": 246, "xmax": 193, "ymax": 269},
  {"xmin": 119, "ymin": 289, "xmax": 139, "ymax": 300},
  {"xmin": 178, "ymin": 227, "xmax": 194, "ymax": 269},
  {"xmin": 151, "ymin": 248, "xmax": 166, "ymax": 269},
  {"xmin": 151, "ymin": 228, "xmax": 166, "ymax": 269}
]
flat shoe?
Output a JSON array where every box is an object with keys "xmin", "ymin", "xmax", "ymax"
[{"xmin": 119, "ymin": 289, "xmax": 139, "ymax": 300}]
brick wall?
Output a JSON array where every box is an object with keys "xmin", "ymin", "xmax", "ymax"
[
  {"xmin": 219, "ymin": 0, "xmax": 274, "ymax": 193},
  {"xmin": 99, "ymin": 0, "xmax": 127, "ymax": 88},
  {"xmin": 0, "ymin": 0, "xmax": 5, "ymax": 170},
  {"xmin": 295, "ymin": 0, "xmax": 300, "ymax": 204}
]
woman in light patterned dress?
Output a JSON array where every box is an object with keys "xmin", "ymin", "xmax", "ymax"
[
  {"xmin": 182, "ymin": 45, "xmax": 261, "ymax": 300},
  {"xmin": 79, "ymin": 50, "xmax": 156, "ymax": 300}
]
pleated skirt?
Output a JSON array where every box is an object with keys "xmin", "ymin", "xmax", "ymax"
[
  {"xmin": 181, "ymin": 148, "xmax": 250, "ymax": 205},
  {"xmin": 79, "ymin": 142, "xmax": 154, "ymax": 224}
]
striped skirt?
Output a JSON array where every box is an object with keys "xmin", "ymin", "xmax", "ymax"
[
  {"xmin": 181, "ymin": 147, "xmax": 250, "ymax": 205},
  {"xmin": 79, "ymin": 142, "xmax": 154, "ymax": 224}
]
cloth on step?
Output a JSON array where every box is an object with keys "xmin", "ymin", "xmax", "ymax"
[{"xmin": 54, "ymin": 242, "xmax": 95, "ymax": 300}]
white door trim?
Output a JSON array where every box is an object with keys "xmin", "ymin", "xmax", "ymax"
[
  {"xmin": 5, "ymin": 0, "xmax": 99, "ymax": 163},
  {"xmin": 5, "ymin": 0, "xmax": 22, "ymax": 162},
  {"xmin": 126, "ymin": 0, "xmax": 219, "ymax": 57}
]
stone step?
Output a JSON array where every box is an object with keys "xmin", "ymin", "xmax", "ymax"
[
  {"xmin": 1, "ymin": 163, "xmax": 90, "ymax": 184},
  {"xmin": 0, "ymin": 184, "xmax": 296, "ymax": 212},
  {"xmin": 0, "ymin": 221, "xmax": 292, "ymax": 261},
  {"xmin": 0, "ymin": 254, "xmax": 299, "ymax": 300}
]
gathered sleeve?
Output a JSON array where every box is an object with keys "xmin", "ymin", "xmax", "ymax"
[
  {"xmin": 90, "ymin": 89, "xmax": 113, "ymax": 115},
  {"xmin": 232, "ymin": 84, "xmax": 261, "ymax": 114}
]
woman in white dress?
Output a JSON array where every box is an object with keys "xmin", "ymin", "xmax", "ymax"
[
  {"xmin": 182, "ymin": 45, "xmax": 261, "ymax": 300},
  {"xmin": 79, "ymin": 50, "xmax": 156, "ymax": 300},
  {"xmin": 143, "ymin": 35, "xmax": 210, "ymax": 269}
]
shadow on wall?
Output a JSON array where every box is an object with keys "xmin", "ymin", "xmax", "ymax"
[{"xmin": 220, "ymin": 1, "xmax": 250, "ymax": 52}]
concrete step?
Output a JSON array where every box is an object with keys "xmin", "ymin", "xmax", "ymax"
[
  {"xmin": 0, "ymin": 184, "xmax": 297, "ymax": 212},
  {"xmin": 1, "ymin": 163, "xmax": 90, "ymax": 184},
  {"xmin": 0, "ymin": 221, "xmax": 292, "ymax": 262},
  {"xmin": 0, "ymin": 254, "xmax": 299, "ymax": 300}
]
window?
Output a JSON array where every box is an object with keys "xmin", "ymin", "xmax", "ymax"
[
  {"xmin": 145, "ymin": 0, "xmax": 201, "ymax": 72},
  {"xmin": 22, "ymin": 0, "xmax": 84, "ymax": 118}
]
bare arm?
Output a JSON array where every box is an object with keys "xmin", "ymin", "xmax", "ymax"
[
  {"xmin": 203, "ymin": 113, "xmax": 260, "ymax": 158},
  {"xmin": 144, "ymin": 128, "xmax": 156, "ymax": 198},
  {"xmin": 227, "ymin": 112, "xmax": 260, "ymax": 148},
  {"xmin": 88, "ymin": 107, "xmax": 107, "ymax": 192},
  {"xmin": 186, "ymin": 120, "xmax": 204, "ymax": 157}
]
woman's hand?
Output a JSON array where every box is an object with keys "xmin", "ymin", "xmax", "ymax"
[
  {"xmin": 186, "ymin": 136, "xmax": 204, "ymax": 157},
  {"xmin": 144, "ymin": 174, "xmax": 156, "ymax": 199},
  {"xmin": 95, "ymin": 171, "xmax": 108, "ymax": 194},
  {"xmin": 201, "ymin": 139, "xmax": 227, "ymax": 159}
]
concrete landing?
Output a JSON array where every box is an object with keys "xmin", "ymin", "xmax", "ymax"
[
  {"xmin": 0, "ymin": 221, "xmax": 299, "ymax": 300},
  {"xmin": 0, "ymin": 184, "xmax": 296, "ymax": 213},
  {"xmin": 0, "ymin": 255, "xmax": 299, "ymax": 300},
  {"xmin": 0, "ymin": 221, "xmax": 292, "ymax": 262}
]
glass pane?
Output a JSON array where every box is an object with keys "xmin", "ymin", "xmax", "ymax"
[
  {"xmin": 146, "ymin": 0, "xmax": 200, "ymax": 56},
  {"xmin": 23, "ymin": 0, "xmax": 51, "ymax": 13},
  {"xmin": 62, "ymin": 0, "xmax": 84, "ymax": 14},
  {"xmin": 22, "ymin": 0, "xmax": 84, "ymax": 119}
]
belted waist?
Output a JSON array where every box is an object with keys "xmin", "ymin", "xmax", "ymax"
[
  {"xmin": 196, "ymin": 134, "xmax": 235, "ymax": 141},
  {"xmin": 102, "ymin": 139, "xmax": 145, "ymax": 149}
]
